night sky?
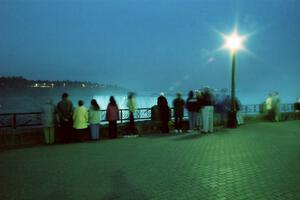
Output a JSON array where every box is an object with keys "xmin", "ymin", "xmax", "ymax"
[{"xmin": 0, "ymin": 0, "xmax": 299, "ymax": 99}]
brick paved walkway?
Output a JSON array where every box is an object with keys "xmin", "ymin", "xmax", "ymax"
[{"xmin": 1, "ymin": 121, "xmax": 300, "ymax": 200}]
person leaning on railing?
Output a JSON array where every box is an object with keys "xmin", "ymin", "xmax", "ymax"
[
  {"xmin": 42, "ymin": 99, "xmax": 56, "ymax": 145},
  {"xmin": 157, "ymin": 93, "xmax": 171, "ymax": 133},
  {"xmin": 56, "ymin": 93, "xmax": 73, "ymax": 143},
  {"xmin": 73, "ymin": 100, "xmax": 89, "ymax": 142},
  {"xmin": 88, "ymin": 99, "xmax": 101, "ymax": 140},
  {"xmin": 106, "ymin": 96, "xmax": 119, "ymax": 139},
  {"xmin": 173, "ymin": 92, "xmax": 185, "ymax": 133},
  {"xmin": 186, "ymin": 90, "xmax": 199, "ymax": 132},
  {"xmin": 201, "ymin": 87, "xmax": 214, "ymax": 133},
  {"xmin": 126, "ymin": 92, "xmax": 138, "ymax": 136},
  {"xmin": 272, "ymin": 91, "xmax": 281, "ymax": 122},
  {"xmin": 151, "ymin": 104, "xmax": 161, "ymax": 131},
  {"xmin": 235, "ymin": 97, "xmax": 244, "ymax": 125},
  {"xmin": 265, "ymin": 93, "xmax": 273, "ymax": 121}
]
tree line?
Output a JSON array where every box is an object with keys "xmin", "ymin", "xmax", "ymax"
[{"xmin": 0, "ymin": 76, "xmax": 122, "ymax": 90}]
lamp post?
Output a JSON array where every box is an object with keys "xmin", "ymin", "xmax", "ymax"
[
  {"xmin": 223, "ymin": 31, "xmax": 245, "ymax": 128},
  {"xmin": 229, "ymin": 50, "xmax": 237, "ymax": 128}
]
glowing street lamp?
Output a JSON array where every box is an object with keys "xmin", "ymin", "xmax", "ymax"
[
  {"xmin": 223, "ymin": 30, "xmax": 246, "ymax": 128},
  {"xmin": 223, "ymin": 31, "xmax": 245, "ymax": 52}
]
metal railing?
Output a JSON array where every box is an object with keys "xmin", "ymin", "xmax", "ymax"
[
  {"xmin": 241, "ymin": 103, "xmax": 294, "ymax": 115},
  {"xmin": 0, "ymin": 108, "xmax": 154, "ymax": 129},
  {"xmin": 0, "ymin": 103, "xmax": 295, "ymax": 129},
  {"xmin": 99, "ymin": 108, "xmax": 152, "ymax": 124},
  {"xmin": 0, "ymin": 112, "xmax": 44, "ymax": 129}
]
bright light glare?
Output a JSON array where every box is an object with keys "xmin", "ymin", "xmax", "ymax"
[{"xmin": 223, "ymin": 31, "xmax": 246, "ymax": 52}]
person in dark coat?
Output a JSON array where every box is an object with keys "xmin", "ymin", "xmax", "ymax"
[
  {"xmin": 215, "ymin": 88, "xmax": 230, "ymax": 127},
  {"xmin": 157, "ymin": 93, "xmax": 170, "ymax": 133},
  {"xmin": 221, "ymin": 95, "xmax": 231, "ymax": 126},
  {"xmin": 186, "ymin": 90, "xmax": 199, "ymax": 132},
  {"xmin": 56, "ymin": 93, "xmax": 73, "ymax": 143},
  {"xmin": 295, "ymin": 97, "xmax": 300, "ymax": 111},
  {"xmin": 151, "ymin": 105, "xmax": 161, "ymax": 132},
  {"xmin": 196, "ymin": 91, "xmax": 204, "ymax": 130},
  {"xmin": 295, "ymin": 97, "xmax": 300, "ymax": 119},
  {"xmin": 173, "ymin": 92, "xmax": 185, "ymax": 133}
]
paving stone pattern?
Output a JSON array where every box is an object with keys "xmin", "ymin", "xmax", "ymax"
[{"xmin": 0, "ymin": 121, "xmax": 300, "ymax": 200}]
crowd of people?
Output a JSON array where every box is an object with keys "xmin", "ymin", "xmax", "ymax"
[
  {"xmin": 42, "ymin": 92, "xmax": 140, "ymax": 145},
  {"xmin": 157, "ymin": 87, "xmax": 243, "ymax": 134},
  {"xmin": 41, "ymin": 90, "xmax": 298, "ymax": 145}
]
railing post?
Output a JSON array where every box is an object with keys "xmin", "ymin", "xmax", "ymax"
[
  {"xmin": 120, "ymin": 110, "xmax": 123, "ymax": 124},
  {"xmin": 12, "ymin": 114, "xmax": 17, "ymax": 129}
]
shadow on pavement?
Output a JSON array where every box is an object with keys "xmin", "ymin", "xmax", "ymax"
[
  {"xmin": 173, "ymin": 132, "xmax": 204, "ymax": 140},
  {"xmin": 44, "ymin": 189, "xmax": 71, "ymax": 200},
  {"xmin": 172, "ymin": 127, "xmax": 230, "ymax": 141},
  {"xmin": 141, "ymin": 133, "xmax": 176, "ymax": 139},
  {"xmin": 102, "ymin": 170, "xmax": 149, "ymax": 200}
]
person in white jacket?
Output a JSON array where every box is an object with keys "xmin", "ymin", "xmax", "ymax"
[
  {"xmin": 202, "ymin": 87, "xmax": 214, "ymax": 133},
  {"xmin": 272, "ymin": 92, "xmax": 281, "ymax": 122}
]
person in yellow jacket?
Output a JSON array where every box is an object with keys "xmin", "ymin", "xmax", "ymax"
[
  {"xmin": 126, "ymin": 92, "xmax": 138, "ymax": 137},
  {"xmin": 73, "ymin": 100, "xmax": 89, "ymax": 142}
]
